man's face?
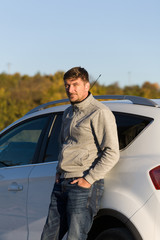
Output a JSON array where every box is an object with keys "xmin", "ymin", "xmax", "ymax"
[{"xmin": 64, "ymin": 77, "xmax": 90, "ymax": 103}]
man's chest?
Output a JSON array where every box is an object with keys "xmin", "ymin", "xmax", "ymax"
[{"xmin": 63, "ymin": 110, "xmax": 94, "ymax": 142}]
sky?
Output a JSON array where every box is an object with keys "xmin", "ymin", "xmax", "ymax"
[{"xmin": 0, "ymin": 0, "xmax": 160, "ymax": 87}]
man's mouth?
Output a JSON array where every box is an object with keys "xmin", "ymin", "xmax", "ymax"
[{"xmin": 69, "ymin": 94, "xmax": 76, "ymax": 98}]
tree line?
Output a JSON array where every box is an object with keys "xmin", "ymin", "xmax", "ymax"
[{"xmin": 0, "ymin": 71, "xmax": 160, "ymax": 131}]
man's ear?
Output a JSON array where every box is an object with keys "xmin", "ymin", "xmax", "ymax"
[{"xmin": 85, "ymin": 82, "xmax": 90, "ymax": 91}]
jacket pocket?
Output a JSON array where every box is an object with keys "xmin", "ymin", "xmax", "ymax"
[{"xmin": 61, "ymin": 148, "xmax": 89, "ymax": 167}]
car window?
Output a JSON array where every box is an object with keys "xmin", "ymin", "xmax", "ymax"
[
  {"xmin": 0, "ymin": 116, "xmax": 49, "ymax": 167},
  {"xmin": 44, "ymin": 114, "xmax": 63, "ymax": 162},
  {"xmin": 114, "ymin": 112, "xmax": 153, "ymax": 150}
]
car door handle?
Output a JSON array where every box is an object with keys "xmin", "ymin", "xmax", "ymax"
[{"xmin": 8, "ymin": 182, "xmax": 23, "ymax": 191}]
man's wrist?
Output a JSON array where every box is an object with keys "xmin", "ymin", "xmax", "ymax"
[{"xmin": 83, "ymin": 175, "xmax": 94, "ymax": 185}]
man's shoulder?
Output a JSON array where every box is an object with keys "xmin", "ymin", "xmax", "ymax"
[
  {"xmin": 89, "ymin": 98, "xmax": 115, "ymax": 122},
  {"xmin": 62, "ymin": 105, "xmax": 72, "ymax": 117},
  {"xmin": 64, "ymin": 105, "xmax": 72, "ymax": 112},
  {"xmin": 91, "ymin": 97, "xmax": 111, "ymax": 112}
]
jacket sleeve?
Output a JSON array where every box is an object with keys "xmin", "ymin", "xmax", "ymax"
[{"xmin": 84, "ymin": 108, "xmax": 120, "ymax": 184}]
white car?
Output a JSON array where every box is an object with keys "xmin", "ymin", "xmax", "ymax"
[{"xmin": 0, "ymin": 95, "xmax": 160, "ymax": 240}]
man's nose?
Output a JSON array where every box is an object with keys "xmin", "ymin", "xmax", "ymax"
[{"xmin": 68, "ymin": 85, "xmax": 74, "ymax": 93}]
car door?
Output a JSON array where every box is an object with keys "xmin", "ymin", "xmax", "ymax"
[
  {"xmin": 27, "ymin": 113, "xmax": 63, "ymax": 240},
  {"xmin": 0, "ymin": 115, "xmax": 50, "ymax": 240}
]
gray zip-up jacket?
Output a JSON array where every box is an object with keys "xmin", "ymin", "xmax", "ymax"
[{"xmin": 57, "ymin": 93, "xmax": 119, "ymax": 184}]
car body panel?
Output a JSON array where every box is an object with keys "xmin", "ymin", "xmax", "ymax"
[
  {"xmin": 0, "ymin": 98, "xmax": 160, "ymax": 239},
  {"xmin": 27, "ymin": 162, "xmax": 57, "ymax": 240}
]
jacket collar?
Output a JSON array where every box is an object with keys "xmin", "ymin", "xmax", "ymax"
[{"xmin": 72, "ymin": 92, "xmax": 94, "ymax": 111}]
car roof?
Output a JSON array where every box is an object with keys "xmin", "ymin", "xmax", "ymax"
[{"xmin": 25, "ymin": 95, "xmax": 159, "ymax": 116}]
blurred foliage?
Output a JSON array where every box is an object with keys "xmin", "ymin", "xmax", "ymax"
[{"xmin": 0, "ymin": 71, "xmax": 160, "ymax": 131}]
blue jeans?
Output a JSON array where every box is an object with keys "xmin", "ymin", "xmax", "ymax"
[{"xmin": 41, "ymin": 178, "xmax": 104, "ymax": 240}]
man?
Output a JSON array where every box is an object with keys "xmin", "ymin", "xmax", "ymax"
[{"xmin": 41, "ymin": 67, "xmax": 119, "ymax": 240}]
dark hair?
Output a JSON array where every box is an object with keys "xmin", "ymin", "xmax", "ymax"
[{"xmin": 63, "ymin": 67, "xmax": 89, "ymax": 82}]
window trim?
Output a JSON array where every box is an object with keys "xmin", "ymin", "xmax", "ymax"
[{"xmin": 38, "ymin": 112, "xmax": 64, "ymax": 164}]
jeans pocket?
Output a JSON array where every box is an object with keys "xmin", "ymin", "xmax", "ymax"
[{"xmin": 88, "ymin": 179, "xmax": 104, "ymax": 213}]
